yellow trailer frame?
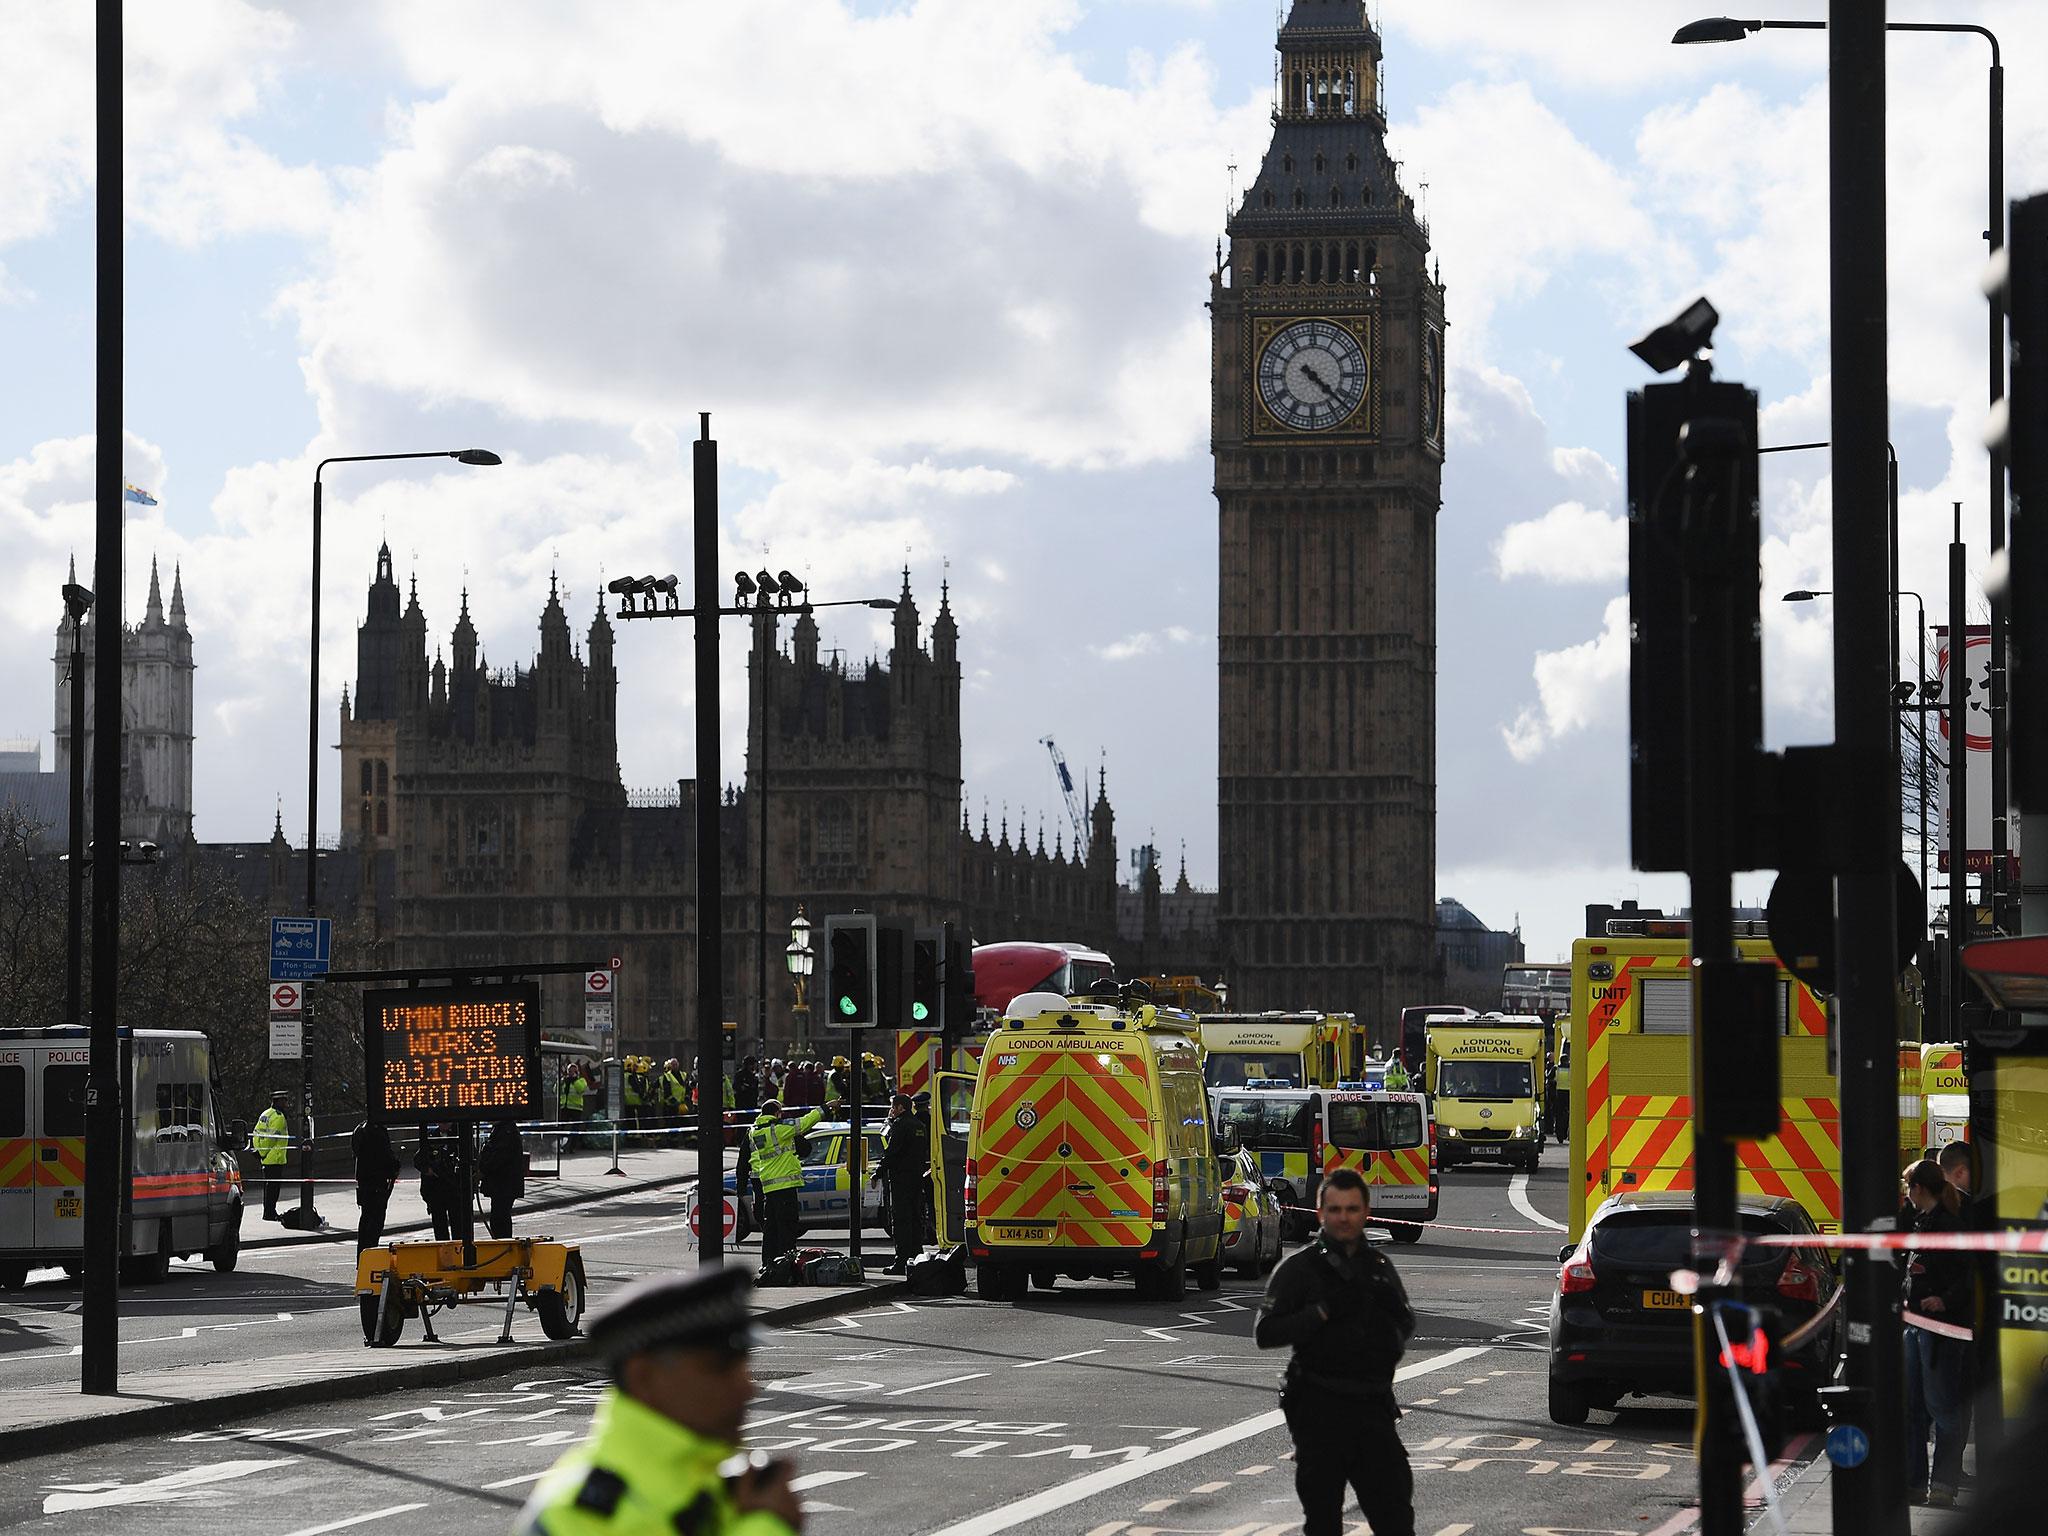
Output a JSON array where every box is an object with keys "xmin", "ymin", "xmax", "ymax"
[{"xmin": 354, "ymin": 1236, "xmax": 586, "ymax": 1348}]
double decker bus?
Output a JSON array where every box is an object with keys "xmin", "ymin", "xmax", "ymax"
[{"xmin": 1502, "ymin": 962, "xmax": 1571, "ymax": 1021}]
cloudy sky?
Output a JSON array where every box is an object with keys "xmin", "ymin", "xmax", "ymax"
[{"xmin": 3, "ymin": 0, "xmax": 2041, "ymax": 963}]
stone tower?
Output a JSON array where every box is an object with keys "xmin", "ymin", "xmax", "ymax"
[
  {"xmin": 340, "ymin": 541, "xmax": 403, "ymax": 850},
  {"xmin": 1212, "ymin": 0, "xmax": 1443, "ymax": 1015},
  {"xmin": 54, "ymin": 555, "xmax": 195, "ymax": 845}
]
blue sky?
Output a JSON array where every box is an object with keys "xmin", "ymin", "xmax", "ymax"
[{"xmin": 2, "ymin": 0, "xmax": 2040, "ymax": 963}]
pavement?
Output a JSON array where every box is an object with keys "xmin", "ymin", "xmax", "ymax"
[{"xmin": 1773, "ymin": 1435, "xmax": 1977, "ymax": 1533}]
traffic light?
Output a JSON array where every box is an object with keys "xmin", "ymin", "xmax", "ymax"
[
  {"xmin": 825, "ymin": 915, "xmax": 878, "ymax": 1025},
  {"xmin": 911, "ymin": 930, "xmax": 942, "ymax": 1028},
  {"xmin": 821, "ymin": 913, "xmax": 913, "ymax": 1028},
  {"xmin": 944, "ymin": 929, "xmax": 975, "ymax": 1032}
]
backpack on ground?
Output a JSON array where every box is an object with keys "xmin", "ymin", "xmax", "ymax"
[{"xmin": 904, "ymin": 1246, "xmax": 967, "ymax": 1297}]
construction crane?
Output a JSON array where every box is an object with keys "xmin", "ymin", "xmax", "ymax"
[{"xmin": 1041, "ymin": 737, "xmax": 1089, "ymax": 850}]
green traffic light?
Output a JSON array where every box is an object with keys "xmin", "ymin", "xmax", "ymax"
[
  {"xmin": 912, "ymin": 1002, "xmax": 929, "ymax": 1021},
  {"xmin": 838, "ymin": 995, "xmax": 857, "ymax": 1017}
]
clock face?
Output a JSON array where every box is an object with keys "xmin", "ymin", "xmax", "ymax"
[
  {"xmin": 1422, "ymin": 327, "xmax": 1444, "ymax": 446},
  {"xmin": 1257, "ymin": 319, "xmax": 1369, "ymax": 432}
]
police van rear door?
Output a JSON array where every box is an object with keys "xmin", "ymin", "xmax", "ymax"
[
  {"xmin": 34, "ymin": 1040, "xmax": 89, "ymax": 1250},
  {"xmin": 1323, "ymin": 1091, "xmax": 1430, "ymax": 1210},
  {"xmin": 0, "ymin": 1041, "xmax": 30, "ymax": 1252}
]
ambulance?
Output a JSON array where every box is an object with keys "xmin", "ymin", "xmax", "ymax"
[
  {"xmin": 1209, "ymin": 1083, "xmax": 1322, "ymax": 1240},
  {"xmin": 1916, "ymin": 1042, "xmax": 1969, "ymax": 1155},
  {"xmin": 1426, "ymin": 1016, "xmax": 1548, "ymax": 1170},
  {"xmin": 1, "ymin": 1027, "xmax": 245, "ymax": 1289},
  {"xmin": 1198, "ymin": 1011, "xmax": 1365, "ymax": 1089},
  {"xmin": 966, "ymin": 990, "xmax": 1225, "ymax": 1302}
]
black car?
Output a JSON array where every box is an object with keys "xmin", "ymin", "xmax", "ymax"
[{"xmin": 1546, "ymin": 1191, "xmax": 1840, "ymax": 1425}]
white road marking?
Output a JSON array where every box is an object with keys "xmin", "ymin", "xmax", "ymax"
[
  {"xmin": 922, "ymin": 1346, "xmax": 1494, "ymax": 1536},
  {"xmin": 884, "ymin": 1371, "xmax": 989, "ymax": 1396},
  {"xmin": 1510, "ymin": 1172, "xmax": 1568, "ymax": 1232},
  {"xmin": 1013, "ymin": 1349, "xmax": 1104, "ymax": 1369},
  {"xmin": 42, "ymin": 1459, "xmax": 299, "ymax": 1513},
  {"xmin": 480, "ymin": 1472, "xmax": 548, "ymax": 1490},
  {"xmin": 280, "ymin": 1505, "xmax": 430, "ymax": 1536},
  {"xmin": 788, "ymin": 1470, "xmax": 866, "ymax": 1491}
]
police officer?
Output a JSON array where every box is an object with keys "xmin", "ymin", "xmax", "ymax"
[
  {"xmin": 1255, "ymin": 1165, "xmax": 1416, "ymax": 1536},
  {"xmin": 1384, "ymin": 1054, "xmax": 1411, "ymax": 1092},
  {"xmin": 350, "ymin": 1117, "xmax": 401, "ymax": 1253},
  {"xmin": 254, "ymin": 1090, "xmax": 291, "ymax": 1221},
  {"xmin": 516, "ymin": 1267, "xmax": 802, "ymax": 1535},
  {"xmin": 562, "ymin": 1065, "xmax": 588, "ymax": 1141},
  {"xmin": 479, "ymin": 1117, "xmax": 526, "ymax": 1240},
  {"xmin": 749, "ymin": 1099, "xmax": 823, "ymax": 1266},
  {"xmin": 872, "ymin": 1092, "xmax": 928, "ymax": 1274},
  {"xmin": 662, "ymin": 1058, "xmax": 688, "ymax": 1132}
]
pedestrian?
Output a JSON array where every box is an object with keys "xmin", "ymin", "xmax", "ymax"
[
  {"xmin": 350, "ymin": 1117, "xmax": 401, "ymax": 1253},
  {"xmin": 480, "ymin": 1117, "xmax": 526, "ymax": 1240},
  {"xmin": 749, "ymin": 1098, "xmax": 823, "ymax": 1267},
  {"xmin": 1902, "ymin": 1157, "xmax": 1971, "ymax": 1508},
  {"xmin": 1255, "ymin": 1165, "xmax": 1417, "ymax": 1536},
  {"xmin": 734, "ymin": 1055, "xmax": 760, "ymax": 1113},
  {"xmin": 515, "ymin": 1266, "xmax": 803, "ymax": 1535},
  {"xmin": 562, "ymin": 1063, "xmax": 588, "ymax": 1144},
  {"xmin": 872, "ymin": 1092, "xmax": 929, "ymax": 1273},
  {"xmin": 623, "ymin": 1060, "xmax": 645, "ymax": 1134},
  {"xmin": 662, "ymin": 1058, "xmax": 688, "ymax": 1132},
  {"xmin": 254, "ymin": 1090, "xmax": 292, "ymax": 1221},
  {"xmin": 416, "ymin": 1124, "xmax": 468, "ymax": 1242}
]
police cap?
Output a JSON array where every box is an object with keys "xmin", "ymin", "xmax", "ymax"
[{"xmin": 589, "ymin": 1267, "xmax": 754, "ymax": 1364}]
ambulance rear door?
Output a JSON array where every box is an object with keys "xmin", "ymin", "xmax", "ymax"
[
  {"xmin": 0, "ymin": 1042, "xmax": 31, "ymax": 1252},
  {"xmin": 1322, "ymin": 1091, "xmax": 1431, "ymax": 1212},
  {"xmin": 34, "ymin": 1041, "xmax": 90, "ymax": 1251}
]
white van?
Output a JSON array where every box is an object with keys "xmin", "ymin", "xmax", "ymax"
[{"xmin": 1, "ymin": 1027, "xmax": 246, "ymax": 1289}]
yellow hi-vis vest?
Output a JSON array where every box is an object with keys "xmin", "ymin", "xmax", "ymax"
[
  {"xmin": 749, "ymin": 1108, "xmax": 823, "ymax": 1193},
  {"xmin": 563, "ymin": 1076, "xmax": 587, "ymax": 1114},
  {"xmin": 253, "ymin": 1106, "xmax": 290, "ymax": 1167}
]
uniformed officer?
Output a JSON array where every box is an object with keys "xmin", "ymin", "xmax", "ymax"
[
  {"xmin": 516, "ymin": 1267, "xmax": 802, "ymax": 1535},
  {"xmin": 1384, "ymin": 1055, "xmax": 1411, "ymax": 1093},
  {"xmin": 872, "ymin": 1092, "xmax": 929, "ymax": 1273},
  {"xmin": 254, "ymin": 1090, "xmax": 292, "ymax": 1221},
  {"xmin": 749, "ymin": 1099, "xmax": 823, "ymax": 1265}
]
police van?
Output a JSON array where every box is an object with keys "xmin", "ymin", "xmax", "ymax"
[
  {"xmin": 1208, "ymin": 1082, "xmax": 1435, "ymax": 1243},
  {"xmin": 1, "ymin": 1027, "xmax": 245, "ymax": 1289}
]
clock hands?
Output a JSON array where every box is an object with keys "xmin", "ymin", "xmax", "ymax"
[{"xmin": 1301, "ymin": 361, "xmax": 1341, "ymax": 398}]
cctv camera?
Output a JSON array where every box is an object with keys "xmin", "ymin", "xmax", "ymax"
[{"xmin": 1628, "ymin": 297, "xmax": 1720, "ymax": 375}]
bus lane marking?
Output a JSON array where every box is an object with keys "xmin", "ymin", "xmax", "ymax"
[
  {"xmin": 1014, "ymin": 1349, "xmax": 1105, "ymax": 1369},
  {"xmin": 281, "ymin": 1506, "xmax": 430, "ymax": 1536},
  {"xmin": 884, "ymin": 1372, "xmax": 989, "ymax": 1396},
  {"xmin": 1511, "ymin": 1172, "xmax": 1568, "ymax": 1232}
]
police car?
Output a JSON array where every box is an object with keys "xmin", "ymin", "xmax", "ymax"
[{"xmin": 724, "ymin": 1119, "xmax": 889, "ymax": 1235}]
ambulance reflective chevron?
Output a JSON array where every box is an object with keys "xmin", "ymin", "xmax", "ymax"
[
  {"xmin": 1321, "ymin": 1087, "xmax": 1435, "ymax": 1242},
  {"xmin": 1567, "ymin": 922, "xmax": 1840, "ymax": 1243},
  {"xmin": 967, "ymin": 990, "xmax": 1224, "ymax": 1302}
]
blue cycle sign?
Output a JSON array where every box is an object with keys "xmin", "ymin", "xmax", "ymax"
[
  {"xmin": 1825, "ymin": 1424, "xmax": 1869, "ymax": 1469},
  {"xmin": 269, "ymin": 916, "xmax": 332, "ymax": 981}
]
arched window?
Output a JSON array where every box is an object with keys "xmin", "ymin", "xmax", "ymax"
[
  {"xmin": 376, "ymin": 760, "xmax": 389, "ymax": 793},
  {"xmin": 1292, "ymin": 243, "xmax": 1306, "ymax": 280},
  {"xmin": 1345, "ymin": 241, "xmax": 1359, "ymax": 281},
  {"xmin": 1282, "ymin": 153, "xmax": 1294, "ymax": 174},
  {"xmin": 1313, "ymin": 151, "xmax": 1326, "ymax": 173},
  {"xmin": 816, "ymin": 800, "xmax": 853, "ymax": 861},
  {"xmin": 1310, "ymin": 246, "xmax": 1323, "ymax": 283},
  {"xmin": 1330, "ymin": 186, "xmax": 1342, "ymax": 209},
  {"xmin": 1262, "ymin": 189, "xmax": 1275, "ymax": 209},
  {"xmin": 1293, "ymin": 188, "xmax": 1306, "ymax": 209},
  {"xmin": 359, "ymin": 760, "xmax": 373, "ymax": 796},
  {"xmin": 1255, "ymin": 245, "xmax": 1270, "ymax": 283},
  {"xmin": 376, "ymin": 801, "xmax": 388, "ymax": 835},
  {"xmin": 1346, "ymin": 151, "xmax": 1358, "ymax": 172}
]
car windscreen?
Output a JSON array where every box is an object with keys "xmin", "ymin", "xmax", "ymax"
[
  {"xmin": 1212, "ymin": 1095, "xmax": 1313, "ymax": 1151},
  {"xmin": 1328, "ymin": 1099, "xmax": 1426, "ymax": 1150},
  {"xmin": 1437, "ymin": 1060, "xmax": 1532, "ymax": 1099},
  {"xmin": 1591, "ymin": 1211, "xmax": 1799, "ymax": 1271},
  {"xmin": 1204, "ymin": 1054, "xmax": 1304, "ymax": 1088}
]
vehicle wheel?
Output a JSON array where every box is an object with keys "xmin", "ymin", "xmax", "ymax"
[
  {"xmin": 975, "ymin": 1262, "xmax": 1014, "ymax": 1301},
  {"xmin": 535, "ymin": 1264, "xmax": 585, "ymax": 1340},
  {"xmin": 1547, "ymin": 1373, "xmax": 1590, "ymax": 1426},
  {"xmin": 1030, "ymin": 1268, "xmax": 1056, "ymax": 1290},
  {"xmin": 207, "ymin": 1207, "xmax": 242, "ymax": 1273},
  {"xmin": 123, "ymin": 1224, "xmax": 173, "ymax": 1286},
  {"xmin": 1145, "ymin": 1252, "xmax": 1187, "ymax": 1303},
  {"xmin": 0, "ymin": 1261, "xmax": 27, "ymax": 1291},
  {"xmin": 1390, "ymin": 1221, "xmax": 1423, "ymax": 1245},
  {"xmin": 1193, "ymin": 1254, "xmax": 1222, "ymax": 1292},
  {"xmin": 359, "ymin": 1291, "xmax": 405, "ymax": 1347}
]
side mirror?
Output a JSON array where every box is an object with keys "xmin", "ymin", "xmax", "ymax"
[{"xmin": 1557, "ymin": 1244, "xmax": 1575, "ymax": 1264}]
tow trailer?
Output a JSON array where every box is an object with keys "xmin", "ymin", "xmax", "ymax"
[{"xmin": 354, "ymin": 1236, "xmax": 586, "ymax": 1347}]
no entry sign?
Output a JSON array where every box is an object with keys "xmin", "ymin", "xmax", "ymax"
[{"xmin": 689, "ymin": 1192, "xmax": 739, "ymax": 1241}]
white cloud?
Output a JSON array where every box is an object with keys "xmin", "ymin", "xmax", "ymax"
[
  {"xmin": 1493, "ymin": 500, "xmax": 1625, "ymax": 584},
  {"xmin": 1093, "ymin": 625, "xmax": 1199, "ymax": 663},
  {"xmin": 1500, "ymin": 595, "xmax": 1630, "ymax": 761}
]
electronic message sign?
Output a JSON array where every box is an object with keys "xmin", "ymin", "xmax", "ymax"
[{"xmin": 364, "ymin": 981, "xmax": 542, "ymax": 1121}]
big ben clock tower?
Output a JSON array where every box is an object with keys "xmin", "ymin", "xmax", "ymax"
[{"xmin": 1214, "ymin": 0, "xmax": 1443, "ymax": 1016}]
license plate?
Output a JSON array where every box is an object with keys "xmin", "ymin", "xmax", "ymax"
[
  {"xmin": 54, "ymin": 1197, "xmax": 82, "ymax": 1219},
  {"xmin": 1642, "ymin": 1288, "xmax": 1688, "ymax": 1310},
  {"xmin": 986, "ymin": 1223, "xmax": 1050, "ymax": 1243},
  {"xmin": 1471, "ymin": 1144, "xmax": 1502, "ymax": 1156}
]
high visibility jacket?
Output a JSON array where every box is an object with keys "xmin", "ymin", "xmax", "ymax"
[
  {"xmin": 749, "ymin": 1108, "xmax": 823, "ymax": 1194},
  {"xmin": 723, "ymin": 1075, "xmax": 736, "ymax": 1110},
  {"xmin": 516, "ymin": 1386, "xmax": 794, "ymax": 1536},
  {"xmin": 624, "ymin": 1075, "xmax": 644, "ymax": 1109},
  {"xmin": 662, "ymin": 1071, "xmax": 686, "ymax": 1108},
  {"xmin": 253, "ymin": 1107, "xmax": 290, "ymax": 1167},
  {"xmin": 563, "ymin": 1076, "xmax": 587, "ymax": 1114},
  {"xmin": 1384, "ymin": 1061, "xmax": 1410, "ymax": 1091}
]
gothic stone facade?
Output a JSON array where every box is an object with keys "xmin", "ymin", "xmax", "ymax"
[
  {"xmin": 53, "ymin": 556, "xmax": 195, "ymax": 846},
  {"xmin": 1214, "ymin": 0, "xmax": 1442, "ymax": 1018},
  {"xmin": 357, "ymin": 562, "xmax": 1127, "ymax": 1053}
]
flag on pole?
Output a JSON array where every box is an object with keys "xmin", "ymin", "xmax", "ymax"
[{"xmin": 123, "ymin": 483, "xmax": 157, "ymax": 506}]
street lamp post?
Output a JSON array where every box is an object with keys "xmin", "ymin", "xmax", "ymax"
[
  {"xmin": 785, "ymin": 909, "xmax": 814, "ymax": 1036},
  {"xmin": 305, "ymin": 448, "xmax": 498, "ymax": 1222},
  {"xmin": 1784, "ymin": 587, "xmax": 1932, "ymax": 906},
  {"xmin": 1676, "ymin": 15, "xmax": 2010, "ymax": 922}
]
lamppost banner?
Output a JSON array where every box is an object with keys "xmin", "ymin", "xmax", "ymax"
[{"xmin": 1936, "ymin": 624, "xmax": 2021, "ymax": 874}]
